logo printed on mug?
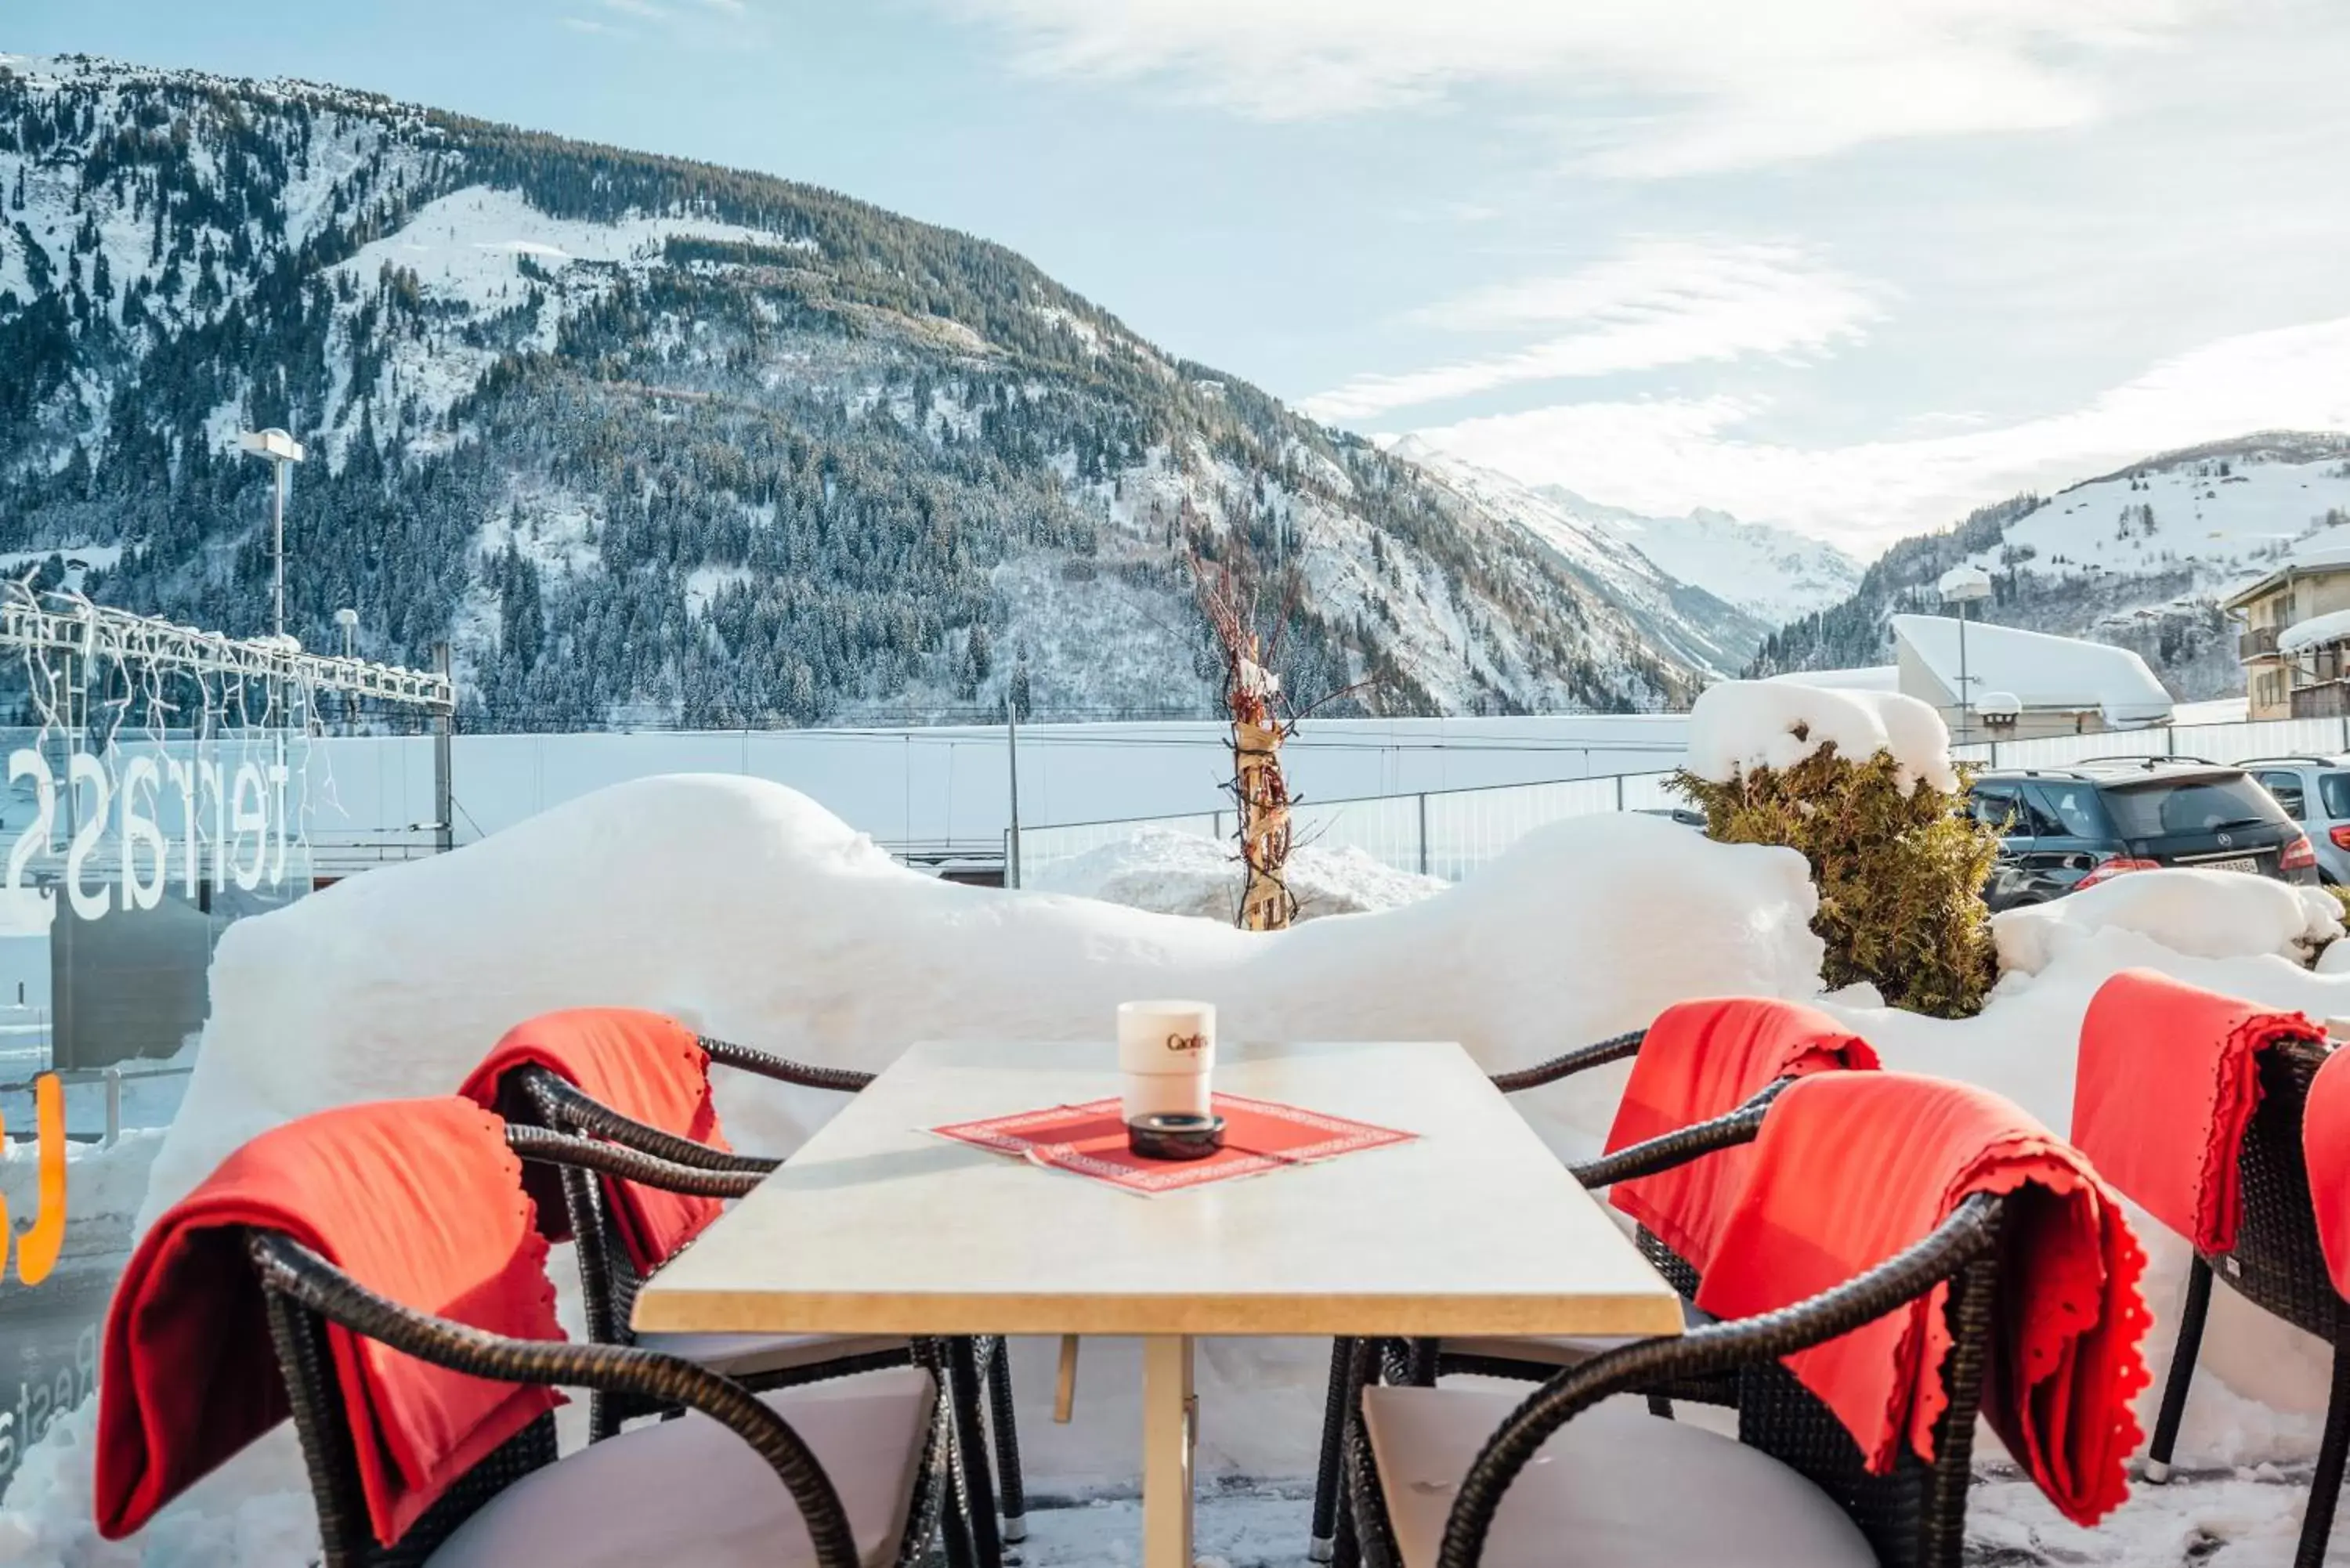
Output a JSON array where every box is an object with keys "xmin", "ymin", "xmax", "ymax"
[{"xmin": 1164, "ymin": 1031, "xmax": 1207, "ymax": 1054}]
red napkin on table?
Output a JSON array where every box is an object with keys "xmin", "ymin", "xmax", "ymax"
[
  {"xmin": 458, "ymin": 1007, "xmax": 732, "ymax": 1272},
  {"xmin": 1697, "ymin": 1071, "xmax": 2149, "ymax": 1526},
  {"xmin": 934, "ymin": 1093, "xmax": 1415, "ymax": 1196},
  {"xmin": 2072, "ymin": 969, "xmax": 2323, "ymax": 1253},
  {"xmin": 2301, "ymin": 1047, "xmax": 2350, "ymax": 1299},
  {"xmin": 1604, "ymin": 996, "xmax": 1880, "ymax": 1274},
  {"xmin": 96, "ymin": 1097, "xmax": 563, "ymax": 1547}
]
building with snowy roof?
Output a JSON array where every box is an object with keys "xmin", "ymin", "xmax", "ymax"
[
  {"xmin": 1888, "ymin": 614, "xmax": 2173, "ymax": 739},
  {"xmin": 2223, "ymin": 526, "xmax": 2350, "ymax": 717},
  {"xmin": 1764, "ymin": 665, "xmax": 1900, "ymax": 694}
]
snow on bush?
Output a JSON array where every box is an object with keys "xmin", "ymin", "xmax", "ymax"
[
  {"xmin": 1683, "ymin": 679, "xmax": 1960, "ymax": 797},
  {"xmin": 1026, "ymin": 825, "xmax": 1445, "ymax": 921},
  {"xmin": 1993, "ymin": 870, "xmax": 2345, "ymax": 976},
  {"xmin": 1677, "ymin": 681, "xmax": 1995, "ymax": 1017}
]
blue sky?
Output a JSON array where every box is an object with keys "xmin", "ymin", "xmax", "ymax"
[{"xmin": 14, "ymin": 0, "xmax": 2350, "ymax": 547}]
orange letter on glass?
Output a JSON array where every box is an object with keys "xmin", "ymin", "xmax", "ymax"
[{"xmin": 2, "ymin": 1075, "xmax": 67, "ymax": 1286}]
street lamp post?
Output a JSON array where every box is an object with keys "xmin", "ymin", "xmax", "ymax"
[
  {"xmin": 1938, "ymin": 564, "xmax": 1994, "ymax": 745},
  {"xmin": 237, "ymin": 428, "xmax": 305, "ymax": 751},
  {"xmin": 236, "ymin": 428, "xmax": 306, "ymax": 645}
]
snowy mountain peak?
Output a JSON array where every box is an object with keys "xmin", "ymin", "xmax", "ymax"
[
  {"xmin": 1528, "ymin": 486, "xmax": 1863, "ymax": 628},
  {"xmin": 1383, "ymin": 440, "xmax": 1772, "ymax": 677}
]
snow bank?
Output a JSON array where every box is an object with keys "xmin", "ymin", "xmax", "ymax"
[
  {"xmin": 145, "ymin": 775, "xmax": 1824, "ymax": 1226},
  {"xmin": 1025, "ymin": 825, "xmax": 1445, "ymax": 921},
  {"xmin": 1993, "ymin": 870, "xmax": 2344, "ymax": 975},
  {"xmin": 1685, "ymin": 679, "xmax": 1960, "ymax": 796}
]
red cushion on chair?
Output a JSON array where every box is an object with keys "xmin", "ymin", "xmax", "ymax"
[
  {"xmin": 2072, "ymin": 969, "xmax": 2321, "ymax": 1253},
  {"xmin": 96, "ymin": 1097, "xmax": 564, "ymax": 1547},
  {"xmin": 460, "ymin": 1008, "xmax": 734, "ymax": 1272},
  {"xmin": 1697, "ymin": 1072, "xmax": 2150, "ymax": 1527},
  {"xmin": 1605, "ymin": 997, "xmax": 1879, "ymax": 1274}
]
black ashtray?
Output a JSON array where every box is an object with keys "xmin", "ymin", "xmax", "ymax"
[{"xmin": 1127, "ymin": 1112, "xmax": 1227, "ymax": 1162}]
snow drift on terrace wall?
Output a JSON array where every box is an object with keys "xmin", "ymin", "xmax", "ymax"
[{"xmin": 143, "ymin": 774, "xmax": 1826, "ymax": 1229}]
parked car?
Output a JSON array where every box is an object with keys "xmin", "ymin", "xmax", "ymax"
[
  {"xmin": 2238, "ymin": 755, "xmax": 2350, "ymax": 884},
  {"xmin": 1965, "ymin": 759, "xmax": 2318, "ymax": 910}
]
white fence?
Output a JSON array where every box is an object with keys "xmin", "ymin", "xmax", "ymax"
[{"xmin": 1019, "ymin": 711, "xmax": 2350, "ymax": 887}]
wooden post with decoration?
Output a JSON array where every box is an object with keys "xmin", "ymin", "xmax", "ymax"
[
  {"xmin": 1230, "ymin": 649, "xmax": 1294, "ymax": 931},
  {"xmin": 1191, "ymin": 505, "xmax": 1325, "ymax": 934}
]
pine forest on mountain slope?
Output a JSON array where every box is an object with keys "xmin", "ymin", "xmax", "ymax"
[{"xmin": 0, "ymin": 55, "xmax": 1770, "ymax": 730}]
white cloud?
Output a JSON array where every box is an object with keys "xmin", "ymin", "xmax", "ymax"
[
  {"xmin": 562, "ymin": 15, "xmax": 631, "ymax": 36},
  {"xmin": 945, "ymin": 0, "xmax": 2204, "ymax": 173},
  {"xmin": 601, "ymin": 0, "xmax": 673, "ymax": 16},
  {"xmin": 1410, "ymin": 315, "xmax": 2350, "ymax": 546},
  {"xmin": 696, "ymin": 0, "xmax": 750, "ymax": 10},
  {"xmin": 1300, "ymin": 240, "xmax": 1882, "ymax": 423}
]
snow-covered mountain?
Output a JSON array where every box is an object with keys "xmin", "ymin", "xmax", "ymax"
[
  {"xmin": 0, "ymin": 52, "xmax": 1764, "ymax": 724},
  {"xmin": 1384, "ymin": 438, "xmax": 1770, "ymax": 677},
  {"xmin": 1526, "ymin": 485, "xmax": 1860, "ymax": 627},
  {"xmin": 1752, "ymin": 432, "xmax": 2350, "ymax": 698}
]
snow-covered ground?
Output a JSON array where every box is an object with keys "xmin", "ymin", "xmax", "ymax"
[
  {"xmin": 1027, "ymin": 825, "xmax": 1446, "ymax": 921},
  {"xmin": 8, "ymin": 681, "xmax": 2350, "ymax": 1564}
]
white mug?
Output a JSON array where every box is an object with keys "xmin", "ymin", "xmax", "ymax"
[{"xmin": 1116, "ymin": 1000, "xmax": 1217, "ymax": 1121}]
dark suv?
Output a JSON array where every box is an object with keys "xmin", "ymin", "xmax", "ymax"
[{"xmin": 1966, "ymin": 760, "xmax": 2318, "ymax": 911}]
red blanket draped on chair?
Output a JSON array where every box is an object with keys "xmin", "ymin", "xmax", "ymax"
[
  {"xmin": 2073, "ymin": 969, "xmax": 2323, "ymax": 1252},
  {"xmin": 1698, "ymin": 1071, "xmax": 2150, "ymax": 1526},
  {"xmin": 458, "ymin": 1007, "xmax": 732, "ymax": 1271},
  {"xmin": 2301, "ymin": 1047, "xmax": 2350, "ymax": 1299},
  {"xmin": 1605, "ymin": 996, "xmax": 1879, "ymax": 1274},
  {"xmin": 96, "ymin": 1097, "xmax": 564, "ymax": 1547}
]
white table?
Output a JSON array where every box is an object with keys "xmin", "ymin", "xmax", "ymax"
[{"xmin": 633, "ymin": 1039, "xmax": 1683, "ymax": 1567}]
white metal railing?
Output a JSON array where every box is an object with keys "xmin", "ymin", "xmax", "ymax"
[
  {"xmin": 0, "ymin": 1064, "xmax": 194, "ymax": 1145},
  {"xmin": 1019, "ymin": 710, "xmax": 2350, "ymax": 886}
]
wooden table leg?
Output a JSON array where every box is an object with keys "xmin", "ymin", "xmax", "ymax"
[{"xmin": 1142, "ymin": 1334, "xmax": 1195, "ymax": 1568}]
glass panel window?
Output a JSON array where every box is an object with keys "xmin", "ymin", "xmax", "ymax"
[
  {"xmin": 2028, "ymin": 782, "xmax": 2109, "ymax": 837},
  {"xmin": 2105, "ymin": 775, "xmax": 2289, "ymax": 837},
  {"xmin": 1969, "ymin": 784, "xmax": 2027, "ymax": 836},
  {"xmin": 2254, "ymin": 771, "xmax": 2308, "ymax": 821},
  {"xmin": 2320, "ymin": 772, "xmax": 2350, "ymax": 820}
]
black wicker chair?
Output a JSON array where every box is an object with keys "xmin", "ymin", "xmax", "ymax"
[
  {"xmin": 244, "ymin": 1219, "xmax": 953, "ymax": 1568},
  {"xmin": 1307, "ymin": 1028, "xmax": 1770, "ymax": 1562},
  {"xmin": 497, "ymin": 1039, "xmax": 1025, "ymax": 1566},
  {"xmin": 1337, "ymin": 1099, "xmax": 2007, "ymax": 1568},
  {"xmin": 2142, "ymin": 1034, "xmax": 2348, "ymax": 1568}
]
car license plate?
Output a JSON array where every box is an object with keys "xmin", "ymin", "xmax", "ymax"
[{"xmin": 2202, "ymin": 857, "xmax": 2259, "ymax": 875}]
